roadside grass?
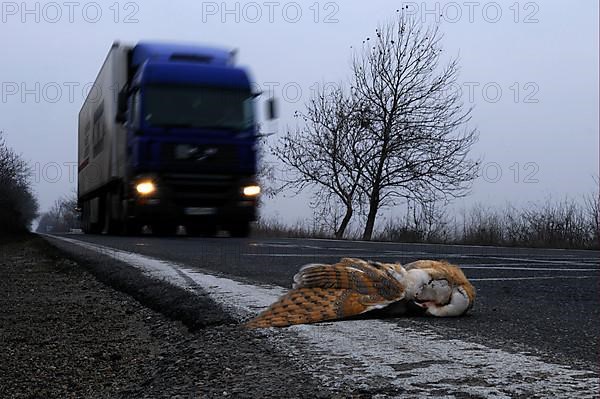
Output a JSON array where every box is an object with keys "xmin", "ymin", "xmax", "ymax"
[
  {"xmin": 253, "ymin": 218, "xmax": 331, "ymax": 240},
  {"xmin": 255, "ymin": 197, "xmax": 600, "ymax": 250}
]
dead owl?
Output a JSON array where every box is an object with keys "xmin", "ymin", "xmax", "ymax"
[{"xmin": 245, "ymin": 258, "xmax": 475, "ymax": 328}]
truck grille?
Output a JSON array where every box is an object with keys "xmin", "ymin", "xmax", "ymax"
[
  {"xmin": 162, "ymin": 173, "xmax": 236, "ymax": 207},
  {"xmin": 162, "ymin": 143, "xmax": 238, "ymax": 173}
]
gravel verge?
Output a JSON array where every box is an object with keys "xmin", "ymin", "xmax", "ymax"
[{"xmin": 0, "ymin": 236, "xmax": 354, "ymax": 398}]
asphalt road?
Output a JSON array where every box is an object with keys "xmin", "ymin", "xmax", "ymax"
[{"xmin": 51, "ymin": 233, "xmax": 600, "ymax": 372}]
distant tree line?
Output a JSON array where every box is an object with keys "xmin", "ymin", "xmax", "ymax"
[
  {"xmin": 0, "ymin": 131, "xmax": 38, "ymax": 236},
  {"xmin": 36, "ymin": 194, "xmax": 80, "ymax": 234}
]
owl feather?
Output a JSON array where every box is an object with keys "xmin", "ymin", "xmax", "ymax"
[
  {"xmin": 245, "ymin": 258, "xmax": 407, "ymax": 328},
  {"xmin": 245, "ymin": 258, "xmax": 475, "ymax": 328}
]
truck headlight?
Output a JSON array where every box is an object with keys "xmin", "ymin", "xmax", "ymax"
[
  {"xmin": 242, "ymin": 185, "xmax": 261, "ymax": 197},
  {"xmin": 136, "ymin": 181, "xmax": 156, "ymax": 195}
]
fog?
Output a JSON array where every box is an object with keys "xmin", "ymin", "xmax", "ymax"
[{"xmin": 0, "ymin": 0, "xmax": 597, "ymax": 225}]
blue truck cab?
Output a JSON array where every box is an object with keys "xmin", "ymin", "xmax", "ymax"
[{"xmin": 77, "ymin": 42, "xmax": 270, "ymax": 236}]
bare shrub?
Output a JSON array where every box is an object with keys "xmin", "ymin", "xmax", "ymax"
[
  {"xmin": 0, "ymin": 132, "xmax": 38, "ymax": 234},
  {"xmin": 377, "ymin": 200, "xmax": 452, "ymax": 243},
  {"xmin": 380, "ymin": 195, "xmax": 599, "ymax": 250},
  {"xmin": 460, "ymin": 204, "xmax": 504, "ymax": 245},
  {"xmin": 253, "ymin": 217, "xmax": 331, "ymax": 239}
]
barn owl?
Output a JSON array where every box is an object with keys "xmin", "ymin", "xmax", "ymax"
[{"xmin": 244, "ymin": 258, "xmax": 475, "ymax": 328}]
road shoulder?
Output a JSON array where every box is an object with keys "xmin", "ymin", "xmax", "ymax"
[{"xmin": 0, "ymin": 236, "xmax": 346, "ymax": 398}]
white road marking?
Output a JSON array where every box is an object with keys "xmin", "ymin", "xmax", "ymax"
[
  {"xmin": 243, "ymin": 252, "xmax": 598, "ymax": 266},
  {"xmin": 243, "ymin": 253, "xmax": 598, "ymax": 272},
  {"xmin": 471, "ymin": 276, "xmax": 598, "ymax": 281},
  {"xmin": 397, "ymin": 253, "xmax": 595, "ymax": 267},
  {"xmin": 459, "ymin": 266, "xmax": 599, "ymax": 272},
  {"xmin": 242, "ymin": 253, "xmax": 353, "ymax": 257},
  {"xmin": 250, "ymin": 241, "xmax": 599, "ymax": 267},
  {"xmin": 249, "ymin": 243, "xmax": 366, "ymax": 252},
  {"xmin": 460, "ymin": 255, "xmax": 594, "ymax": 266},
  {"xmin": 448, "ymin": 262, "xmax": 598, "ymax": 267},
  {"xmin": 46, "ymin": 235, "xmax": 599, "ymax": 398},
  {"xmin": 303, "ymin": 237, "xmax": 600, "ymax": 254}
]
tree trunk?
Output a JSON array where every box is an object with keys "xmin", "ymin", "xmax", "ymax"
[
  {"xmin": 362, "ymin": 190, "xmax": 380, "ymax": 241},
  {"xmin": 335, "ymin": 203, "xmax": 353, "ymax": 239}
]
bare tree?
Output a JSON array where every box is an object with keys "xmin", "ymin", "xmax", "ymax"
[
  {"xmin": 274, "ymin": 87, "xmax": 367, "ymax": 238},
  {"xmin": 351, "ymin": 14, "xmax": 479, "ymax": 240},
  {"xmin": 255, "ymin": 133, "xmax": 278, "ymax": 212},
  {"xmin": 309, "ymin": 188, "xmax": 350, "ymax": 237},
  {"xmin": 0, "ymin": 135, "xmax": 28, "ymax": 187},
  {"xmin": 0, "ymin": 131, "xmax": 38, "ymax": 234},
  {"xmin": 584, "ymin": 175, "xmax": 599, "ymax": 248},
  {"xmin": 36, "ymin": 193, "xmax": 80, "ymax": 233}
]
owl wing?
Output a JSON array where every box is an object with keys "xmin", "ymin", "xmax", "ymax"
[
  {"xmin": 244, "ymin": 287, "xmax": 399, "ymax": 328},
  {"xmin": 293, "ymin": 258, "xmax": 405, "ymax": 299},
  {"xmin": 245, "ymin": 258, "xmax": 407, "ymax": 328}
]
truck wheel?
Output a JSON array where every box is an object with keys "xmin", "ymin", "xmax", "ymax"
[
  {"xmin": 103, "ymin": 193, "xmax": 119, "ymax": 235},
  {"xmin": 229, "ymin": 222, "xmax": 251, "ymax": 238},
  {"xmin": 106, "ymin": 191, "xmax": 128, "ymax": 235},
  {"xmin": 81, "ymin": 202, "xmax": 90, "ymax": 234},
  {"xmin": 94, "ymin": 196, "xmax": 106, "ymax": 234},
  {"xmin": 119, "ymin": 198, "xmax": 139, "ymax": 236},
  {"xmin": 82, "ymin": 199, "xmax": 103, "ymax": 234}
]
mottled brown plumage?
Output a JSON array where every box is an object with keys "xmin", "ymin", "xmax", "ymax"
[
  {"xmin": 245, "ymin": 258, "xmax": 407, "ymax": 328},
  {"xmin": 245, "ymin": 258, "xmax": 475, "ymax": 328}
]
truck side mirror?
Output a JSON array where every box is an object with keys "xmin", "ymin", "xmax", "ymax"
[
  {"xmin": 115, "ymin": 90, "xmax": 128, "ymax": 123},
  {"xmin": 266, "ymin": 97, "xmax": 278, "ymax": 120}
]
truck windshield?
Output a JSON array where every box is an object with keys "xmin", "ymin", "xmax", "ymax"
[{"xmin": 143, "ymin": 85, "xmax": 254, "ymax": 130}]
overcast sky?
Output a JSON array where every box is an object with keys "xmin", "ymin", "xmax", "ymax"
[{"xmin": 1, "ymin": 0, "xmax": 598, "ymax": 226}]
